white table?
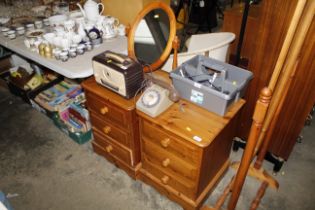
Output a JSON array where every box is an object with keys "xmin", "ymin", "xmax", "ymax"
[{"xmin": 0, "ymin": 34, "xmax": 128, "ymax": 78}]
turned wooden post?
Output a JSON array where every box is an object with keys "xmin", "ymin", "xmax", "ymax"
[
  {"xmin": 254, "ymin": 60, "xmax": 300, "ymax": 169},
  {"xmin": 214, "ymin": 176, "xmax": 235, "ymax": 209},
  {"xmin": 125, "ymin": 24, "xmax": 131, "ymax": 37},
  {"xmin": 172, "ymin": 35, "xmax": 179, "ymax": 70},
  {"xmin": 250, "ymin": 181, "xmax": 268, "ymax": 210},
  {"xmin": 227, "ymin": 88, "xmax": 272, "ymax": 210}
]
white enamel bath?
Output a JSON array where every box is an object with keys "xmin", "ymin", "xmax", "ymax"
[{"xmin": 162, "ymin": 32, "xmax": 236, "ymax": 72}]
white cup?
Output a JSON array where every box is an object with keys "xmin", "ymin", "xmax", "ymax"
[
  {"xmin": 76, "ymin": 44, "xmax": 85, "ymax": 55},
  {"xmin": 53, "ymin": 36, "xmax": 63, "ymax": 48},
  {"xmin": 60, "ymin": 52, "xmax": 69, "ymax": 62},
  {"xmin": 35, "ymin": 20, "xmax": 43, "ymax": 29},
  {"xmin": 55, "ymin": 27, "xmax": 65, "ymax": 37},
  {"xmin": 53, "ymin": 48, "xmax": 62, "ymax": 60},
  {"xmin": 64, "ymin": 32, "xmax": 74, "ymax": 43},
  {"xmin": 26, "ymin": 23, "xmax": 35, "ymax": 31},
  {"xmin": 117, "ymin": 24, "xmax": 126, "ymax": 36},
  {"xmin": 64, "ymin": 20, "xmax": 75, "ymax": 32},
  {"xmin": 7, "ymin": 30, "xmax": 16, "ymax": 39},
  {"xmin": 24, "ymin": 38, "xmax": 38, "ymax": 49},
  {"xmin": 69, "ymin": 48, "xmax": 77, "ymax": 58},
  {"xmin": 16, "ymin": 26, "xmax": 25, "ymax": 35},
  {"xmin": 43, "ymin": 33, "xmax": 56, "ymax": 44},
  {"xmin": 61, "ymin": 38, "xmax": 70, "ymax": 49},
  {"xmin": 24, "ymin": 39, "xmax": 31, "ymax": 48},
  {"xmin": 2, "ymin": 27, "xmax": 10, "ymax": 36},
  {"xmin": 8, "ymin": 33, "xmax": 16, "ymax": 40},
  {"xmin": 72, "ymin": 34, "xmax": 82, "ymax": 44},
  {"xmin": 85, "ymin": 42, "xmax": 93, "ymax": 51},
  {"xmin": 34, "ymin": 40, "xmax": 42, "ymax": 52},
  {"xmin": 43, "ymin": 18, "xmax": 50, "ymax": 26}
]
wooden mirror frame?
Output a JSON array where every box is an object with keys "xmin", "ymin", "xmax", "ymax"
[{"xmin": 127, "ymin": 2, "xmax": 176, "ymax": 73}]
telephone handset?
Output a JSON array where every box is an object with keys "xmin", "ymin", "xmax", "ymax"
[
  {"xmin": 136, "ymin": 74, "xmax": 179, "ymax": 118},
  {"xmin": 147, "ymin": 74, "xmax": 180, "ymax": 102}
]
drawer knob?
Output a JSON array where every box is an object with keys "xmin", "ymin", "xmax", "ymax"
[
  {"xmin": 100, "ymin": 106, "xmax": 109, "ymax": 115},
  {"xmin": 106, "ymin": 145, "xmax": 113, "ymax": 153},
  {"xmin": 162, "ymin": 158, "xmax": 170, "ymax": 167},
  {"xmin": 160, "ymin": 138, "xmax": 170, "ymax": 148},
  {"xmin": 103, "ymin": 126, "xmax": 111, "ymax": 134},
  {"xmin": 161, "ymin": 175, "xmax": 169, "ymax": 185}
]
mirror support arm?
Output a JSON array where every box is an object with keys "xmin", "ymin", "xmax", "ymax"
[
  {"xmin": 172, "ymin": 36, "xmax": 179, "ymax": 70},
  {"xmin": 125, "ymin": 24, "xmax": 131, "ymax": 38}
]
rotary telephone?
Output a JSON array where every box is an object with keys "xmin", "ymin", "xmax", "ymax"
[{"xmin": 136, "ymin": 74, "xmax": 179, "ymax": 118}]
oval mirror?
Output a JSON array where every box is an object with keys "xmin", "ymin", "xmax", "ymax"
[{"xmin": 128, "ymin": 2, "xmax": 176, "ymax": 72}]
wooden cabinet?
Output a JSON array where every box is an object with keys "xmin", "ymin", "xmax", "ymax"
[
  {"xmin": 137, "ymin": 98, "xmax": 245, "ymax": 210},
  {"xmin": 82, "ymin": 72, "xmax": 246, "ymax": 209},
  {"xmin": 82, "ymin": 77, "xmax": 141, "ymax": 178},
  {"xmin": 222, "ymin": 0, "xmax": 315, "ymax": 162}
]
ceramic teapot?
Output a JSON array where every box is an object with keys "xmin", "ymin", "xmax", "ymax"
[
  {"xmin": 102, "ymin": 16, "xmax": 119, "ymax": 39},
  {"xmin": 77, "ymin": 0, "xmax": 104, "ymax": 23}
]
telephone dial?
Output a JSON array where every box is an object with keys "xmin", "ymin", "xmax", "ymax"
[{"xmin": 136, "ymin": 74, "xmax": 179, "ymax": 118}]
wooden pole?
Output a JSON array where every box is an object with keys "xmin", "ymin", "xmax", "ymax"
[
  {"xmin": 267, "ymin": 0, "xmax": 307, "ymax": 92},
  {"xmin": 249, "ymin": 181, "xmax": 268, "ymax": 210},
  {"xmin": 214, "ymin": 176, "xmax": 235, "ymax": 209},
  {"xmin": 255, "ymin": 0, "xmax": 315, "ymax": 169},
  {"xmin": 254, "ymin": 60, "xmax": 300, "ymax": 169},
  {"xmin": 227, "ymin": 88, "xmax": 272, "ymax": 210}
]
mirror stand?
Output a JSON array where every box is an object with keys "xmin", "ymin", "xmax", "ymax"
[{"xmin": 171, "ymin": 35, "xmax": 179, "ymax": 71}]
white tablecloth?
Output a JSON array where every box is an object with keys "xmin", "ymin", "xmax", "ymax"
[{"xmin": 0, "ymin": 34, "xmax": 128, "ymax": 79}]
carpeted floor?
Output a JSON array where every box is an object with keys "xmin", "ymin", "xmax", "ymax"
[{"xmin": 0, "ymin": 86, "xmax": 314, "ymax": 210}]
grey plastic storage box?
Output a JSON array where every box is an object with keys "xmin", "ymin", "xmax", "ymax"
[{"xmin": 170, "ymin": 55, "xmax": 253, "ymax": 116}]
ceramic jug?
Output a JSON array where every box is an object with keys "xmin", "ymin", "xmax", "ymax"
[
  {"xmin": 77, "ymin": 0, "xmax": 104, "ymax": 23},
  {"xmin": 96, "ymin": 15, "xmax": 106, "ymax": 32},
  {"xmin": 102, "ymin": 16, "xmax": 119, "ymax": 39},
  {"xmin": 75, "ymin": 17, "xmax": 87, "ymax": 39}
]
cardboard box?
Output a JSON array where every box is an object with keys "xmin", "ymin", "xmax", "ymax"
[
  {"xmin": 0, "ymin": 56, "xmax": 11, "ymax": 89},
  {"xmin": 0, "ymin": 56, "xmax": 11, "ymax": 74}
]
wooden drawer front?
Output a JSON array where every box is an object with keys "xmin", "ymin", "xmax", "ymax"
[
  {"xmin": 93, "ymin": 130, "xmax": 132, "ymax": 166},
  {"xmin": 141, "ymin": 120, "xmax": 201, "ymax": 165},
  {"xmin": 90, "ymin": 112, "xmax": 130, "ymax": 147},
  {"xmin": 142, "ymin": 155, "xmax": 197, "ymax": 199},
  {"xmin": 142, "ymin": 138, "xmax": 198, "ymax": 181},
  {"xmin": 86, "ymin": 92, "xmax": 129, "ymax": 129}
]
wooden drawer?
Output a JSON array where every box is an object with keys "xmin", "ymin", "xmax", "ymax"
[
  {"xmin": 90, "ymin": 112, "xmax": 130, "ymax": 147},
  {"xmin": 141, "ymin": 120, "xmax": 201, "ymax": 165},
  {"xmin": 86, "ymin": 92, "xmax": 130, "ymax": 130},
  {"xmin": 142, "ymin": 138, "xmax": 198, "ymax": 181},
  {"xmin": 93, "ymin": 130, "xmax": 133, "ymax": 166},
  {"xmin": 142, "ymin": 154, "xmax": 197, "ymax": 199}
]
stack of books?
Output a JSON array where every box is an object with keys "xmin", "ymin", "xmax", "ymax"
[
  {"xmin": 34, "ymin": 80, "xmax": 83, "ymax": 112},
  {"xmin": 34, "ymin": 79, "xmax": 90, "ymax": 133},
  {"xmin": 59, "ymin": 103, "xmax": 91, "ymax": 133}
]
